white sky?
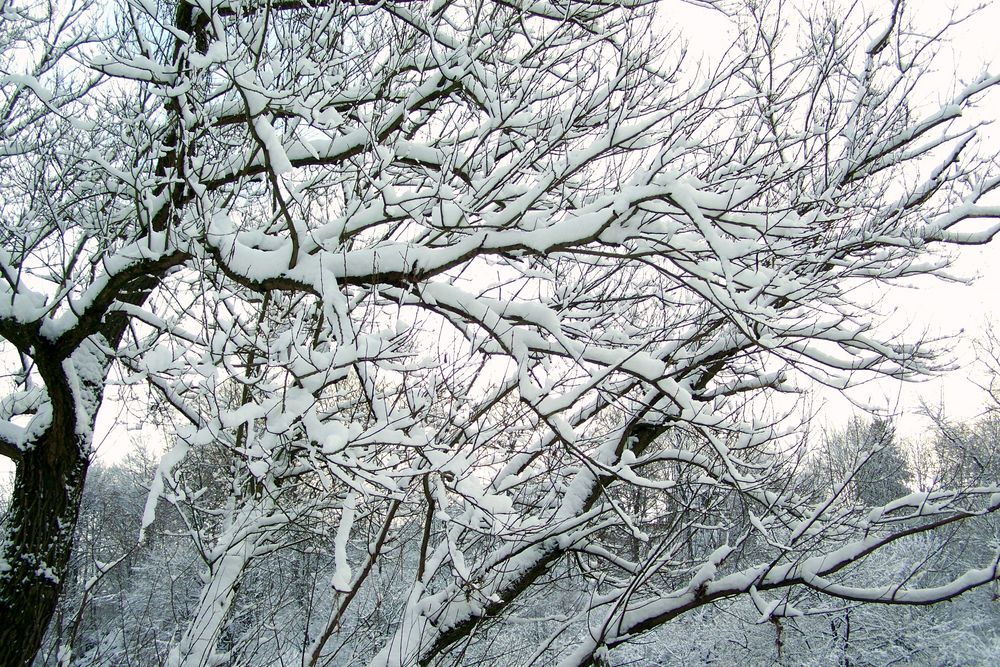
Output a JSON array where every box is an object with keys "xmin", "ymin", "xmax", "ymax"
[
  {"xmin": 809, "ymin": 0, "xmax": 1000, "ymax": 439},
  {"xmin": 666, "ymin": 0, "xmax": 1000, "ymax": 441}
]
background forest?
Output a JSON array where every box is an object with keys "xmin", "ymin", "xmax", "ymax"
[{"xmin": 11, "ymin": 410, "xmax": 1000, "ymax": 666}]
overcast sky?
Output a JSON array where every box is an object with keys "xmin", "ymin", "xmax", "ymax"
[{"xmin": 666, "ymin": 0, "xmax": 1000, "ymax": 440}]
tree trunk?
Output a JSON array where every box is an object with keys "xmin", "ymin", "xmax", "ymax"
[
  {"xmin": 0, "ymin": 432, "xmax": 90, "ymax": 666},
  {"xmin": 0, "ymin": 348, "xmax": 102, "ymax": 666}
]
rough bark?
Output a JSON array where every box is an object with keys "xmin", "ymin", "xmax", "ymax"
[{"xmin": 0, "ymin": 359, "xmax": 96, "ymax": 666}]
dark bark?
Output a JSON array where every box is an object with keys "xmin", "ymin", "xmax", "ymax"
[
  {"xmin": 0, "ymin": 442, "xmax": 90, "ymax": 666},
  {"xmin": 0, "ymin": 359, "xmax": 96, "ymax": 666}
]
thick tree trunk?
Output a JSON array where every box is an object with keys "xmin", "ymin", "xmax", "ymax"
[
  {"xmin": 0, "ymin": 347, "xmax": 103, "ymax": 666},
  {"xmin": 0, "ymin": 206, "xmax": 183, "ymax": 666},
  {"xmin": 0, "ymin": 432, "xmax": 90, "ymax": 666}
]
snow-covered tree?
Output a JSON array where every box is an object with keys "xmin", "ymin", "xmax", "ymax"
[
  {"xmin": 812, "ymin": 417, "xmax": 911, "ymax": 507},
  {"xmin": 3, "ymin": 0, "xmax": 1000, "ymax": 664}
]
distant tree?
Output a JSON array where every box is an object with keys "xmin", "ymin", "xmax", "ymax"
[
  {"xmin": 815, "ymin": 416, "xmax": 911, "ymax": 507},
  {"xmin": 3, "ymin": 1, "xmax": 1000, "ymax": 665}
]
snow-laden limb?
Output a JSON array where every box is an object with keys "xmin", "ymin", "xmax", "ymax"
[
  {"xmin": 546, "ymin": 488, "xmax": 1000, "ymax": 667},
  {"xmin": 166, "ymin": 518, "xmax": 263, "ymax": 667}
]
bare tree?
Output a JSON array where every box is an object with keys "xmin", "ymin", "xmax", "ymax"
[{"xmin": 3, "ymin": 0, "xmax": 1000, "ymax": 665}]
